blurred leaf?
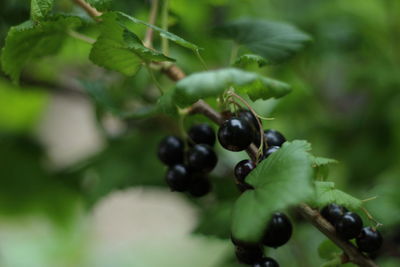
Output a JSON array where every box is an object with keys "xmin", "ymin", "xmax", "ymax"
[
  {"xmin": 311, "ymin": 181, "xmax": 363, "ymax": 210},
  {"xmin": 173, "ymin": 68, "xmax": 291, "ymax": 107},
  {"xmin": 215, "ymin": 19, "xmax": 311, "ymax": 63},
  {"xmin": 116, "ymin": 11, "xmax": 200, "ymax": 51},
  {"xmin": 193, "ymin": 202, "xmax": 232, "ymax": 239},
  {"xmin": 231, "ymin": 140, "xmax": 314, "ymax": 242},
  {"xmin": 30, "ymin": 0, "xmax": 53, "ymax": 21},
  {"xmin": 86, "ymin": 0, "xmax": 112, "ymax": 11},
  {"xmin": 0, "ymin": 79, "xmax": 48, "ymax": 133},
  {"xmin": 318, "ymin": 239, "xmax": 341, "ymax": 260},
  {"xmin": 156, "ymin": 88, "xmax": 179, "ymax": 117},
  {"xmin": 1, "ymin": 16, "xmax": 82, "ymax": 82},
  {"xmin": 233, "ymin": 54, "xmax": 268, "ymax": 68},
  {"xmin": 311, "ymin": 156, "xmax": 339, "ymax": 167}
]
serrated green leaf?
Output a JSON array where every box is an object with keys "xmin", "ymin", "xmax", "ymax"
[
  {"xmin": 231, "ymin": 140, "xmax": 314, "ymax": 242},
  {"xmin": 116, "ymin": 11, "xmax": 200, "ymax": 51},
  {"xmin": 86, "ymin": 0, "xmax": 112, "ymax": 11},
  {"xmin": 318, "ymin": 239, "xmax": 341, "ymax": 260},
  {"xmin": 173, "ymin": 68, "xmax": 291, "ymax": 107},
  {"xmin": 233, "ymin": 54, "xmax": 268, "ymax": 68},
  {"xmin": 30, "ymin": 0, "xmax": 54, "ymax": 21},
  {"xmin": 90, "ymin": 13, "xmax": 174, "ymax": 75},
  {"xmin": 312, "ymin": 181, "xmax": 363, "ymax": 210},
  {"xmin": 1, "ymin": 16, "xmax": 82, "ymax": 82},
  {"xmin": 215, "ymin": 19, "xmax": 311, "ymax": 64}
]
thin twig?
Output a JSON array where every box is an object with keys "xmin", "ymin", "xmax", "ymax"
[
  {"xmin": 68, "ymin": 30, "xmax": 95, "ymax": 44},
  {"xmin": 161, "ymin": 0, "xmax": 170, "ymax": 55},
  {"xmin": 73, "ymin": 0, "xmax": 102, "ymax": 20},
  {"xmin": 144, "ymin": 0, "xmax": 160, "ymax": 48}
]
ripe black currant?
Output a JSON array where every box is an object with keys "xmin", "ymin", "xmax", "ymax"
[
  {"xmin": 321, "ymin": 204, "xmax": 348, "ymax": 225},
  {"xmin": 218, "ymin": 117, "xmax": 254, "ymax": 151},
  {"xmin": 259, "ymin": 146, "xmax": 280, "ymax": 162},
  {"xmin": 188, "ymin": 123, "xmax": 216, "ymax": 146},
  {"xmin": 356, "ymin": 227, "xmax": 383, "ymax": 253},
  {"xmin": 264, "ymin": 129, "xmax": 286, "ymax": 147},
  {"xmin": 235, "ymin": 245, "xmax": 264, "ymax": 265},
  {"xmin": 262, "ymin": 212, "xmax": 293, "ymax": 248},
  {"xmin": 238, "ymin": 109, "xmax": 262, "ymax": 146},
  {"xmin": 335, "ymin": 212, "xmax": 363, "ymax": 240},
  {"xmin": 234, "ymin": 159, "xmax": 255, "ymax": 191},
  {"xmin": 253, "ymin": 257, "xmax": 280, "ymax": 267},
  {"xmin": 165, "ymin": 164, "xmax": 192, "ymax": 192},
  {"xmin": 157, "ymin": 136, "xmax": 184, "ymax": 166},
  {"xmin": 188, "ymin": 177, "xmax": 211, "ymax": 197},
  {"xmin": 187, "ymin": 144, "xmax": 217, "ymax": 173}
]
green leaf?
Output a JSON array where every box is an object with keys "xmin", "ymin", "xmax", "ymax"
[
  {"xmin": 173, "ymin": 68, "xmax": 291, "ymax": 107},
  {"xmin": 312, "ymin": 181, "xmax": 363, "ymax": 210},
  {"xmin": 318, "ymin": 239, "xmax": 341, "ymax": 260},
  {"xmin": 1, "ymin": 16, "xmax": 82, "ymax": 82},
  {"xmin": 86, "ymin": 0, "xmax": 112, "ymax": 11},
  {"xmin": 0, "ymin": 79, "xmax": 48, "ymax": 133},
  {"xmin": 233, "ymin": 54, "xmax": 268, "ymax": 68},
  {"xmin": 116, "ymin": 11, "xmax": 200, "ymax": 51},
  {"xmin": 215, "ymin": 19, "xmax": 311, "ymax": 64},
  {"xmin": 30, "ymin": 0, "xmax": 54, "ymax": 21},
  {"xmin": 231, "ymin": 140, "xmax": 314, "ymax": 242},
  {"xmin": 89, "ymin": 13, "xmax": 174, "ymax": 76},
  {"xmin": 156, "ymin": 88, "xmax": 179, "ymax": 117}
]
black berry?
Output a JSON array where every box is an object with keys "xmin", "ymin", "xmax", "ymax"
[
  {"xmin": 238, "ymin": 109, "xmax": 262, "ymax": 146},
  {"xmin": 262, "ymin": 212, "xmax": 293, "ymax": 248},
  {"xmin": 188, "ymin": 177, "xmax": 211, "ymax": 197},
  {"xmin": 231, "ymin": 236, "xmax": 260, "ymax": 250},
  {"xmin": 264, "ymin": 129, "xmax": 286, "ymax": 147},
  {"xmin": 356, "ymin": 227, "xmax": 383, "ymax": 253},
  {"xmin": 253, "ymin": 257, "xmax": 280, "ymax": 267},
  {"xmin": 321, "ymin": 204, "xmax": 348, "ymax": 225},
  {"xmin": 234, "ymin": 159, "xmax": 255, "ymax": 191},
  {"xmin": 218, "ymin": 117, "xmax": 254, "ymax": 151},
  {"xmin": 259, "ymin": 146, "xmax": 280, "ymax": 162},
  {"xmin": 165, "ymin": 164, "xmax": 192, "ymax": 192},
  {"xmin": 188, "ymin": 123, "xmax": 216, "ymax": 146},
  {"xmin": 235, "ymin": 245, "xmax": 263, "ymax": 265},
  {"xmin": 187, "ymin": 144, "xmax": 218, "ymax": 173},
  {"xmin": 335, "ymin": 212, "xmax": 363, "ymax": 240},
  {"xmin": 158, "ymin": 136, "xmax": 184, "ymax": 166}
]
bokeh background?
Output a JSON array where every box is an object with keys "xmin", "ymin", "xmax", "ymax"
[{"xmin": 0, "ymin": 0, "xmax": 399, "ymax": 266}]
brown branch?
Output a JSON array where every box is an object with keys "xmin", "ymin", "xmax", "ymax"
[
  {"xmin": 144, "ymin": 0, "xmax": 160, "ymax": 48},
  {"xmin": 73, "ymin": 0, "xmax": 102, "ymax": 20},
  {"xmin": 72, "ymin": 3, "xmax": 379, "ymax": 266}
]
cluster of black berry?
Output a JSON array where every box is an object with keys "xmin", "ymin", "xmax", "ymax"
[
  {"xmin": 157, "ymin": 124, "xmax": 218, "ymax": 197},
  {"xmin": 321, "ymin": 204, "xmax": 383, "ymax": 254},
  {"xmin": 231, "ymin": 212, "xmax": 292, "ymax": 266},
  {"xmin": 217, "ymin": 110, "xmax": 290, "ymax": 266}
]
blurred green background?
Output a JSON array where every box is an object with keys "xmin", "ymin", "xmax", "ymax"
[{"xmin": 0, "ymin": 0, "xmax": 399, "ymax": 266}]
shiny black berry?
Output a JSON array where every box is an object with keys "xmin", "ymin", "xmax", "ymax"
[
  {"xmin": 165, "ymin": 164, "xmax": 192, "ymax": 192},
  {"xmin": 335, "ymin": 212, "xmax": 363, "ymax": 240},
  {"xmin": 234, "ymin": 159, "xmax": 255, "ymax": 191},
  {"xmin": 253, "ymin": 257, "xmax": 280, "ymax": 267},
  {"xmin": 187, "ymin": 144, "xmax": 217, "ymax": 173},
  {"xmin": 188, "ymin": 123, "xmax": 216, "ymax": 146},
  {"xmin": 158, "ymin": 136, "xmax": 184, "ymax": 166},
  {"xmin": 259, "ymin": 146, "xmax": 280, "ymax": 162},
  {"xmin": 235, "ymin": 245, "xmax": 264, "ymax": 265},
  {"xmin": 262, "ymin": 212, "xmax": 293, "ymax": 248},
  {"xmin": 218, "ymin": 117, "xmax": 254, "ymax": 151},
  {"xmin": 238, "ymin": 109, "xmax": 262, "ymax": 145},
  {"xmin": 321, "ymin": 204, "xmax": 348, "ymax": 225},
  {"xmin": 188, "ymin": 177, "xmax": 211, "ymax": 197},
  {"xmin": 264, "ymin": 129, "xmax": 286, "ymax": 147},
  {"xmin": 356, "ymin": 227, "xmax": 383, "ymax": 253}
]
